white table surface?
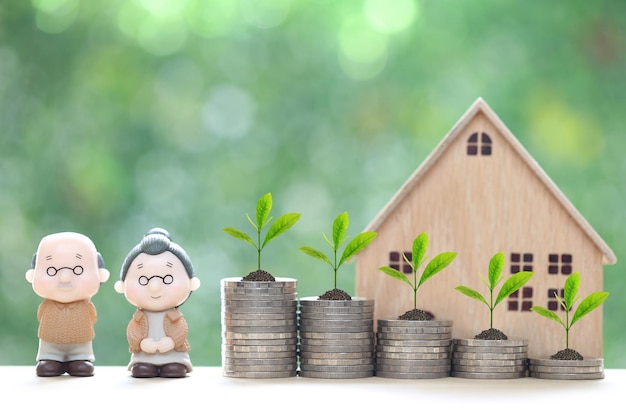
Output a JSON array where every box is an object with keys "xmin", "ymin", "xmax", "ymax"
[{"xmin": 4, "ymin": 366, "xmax": 622, "ymax": 415}]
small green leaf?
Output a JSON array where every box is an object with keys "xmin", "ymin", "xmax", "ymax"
[
  {"xmin": 488, "ymin": 252, "xmax": 504, "ymax": 290},
  {"xmin": 455, "ymin": 285, "xmax": 489, "ymax": 307},
  {"xmin": 531, "ymin": 306, "xmax": 565, "ymax": 328},
  {"xmin": 412, "ymin": 233, "xmax": 428, "ymax": 269},
  {"xmin": 495, "ymin": 271, "xmax": 533, "ymax": 307},
  {"xmin": 332, "ymin": 212, "xmax": 349, "ymax": 250},
  {"xmin": 256, "ymin": 193, "xmax": 273, "ymax": 229},
  {"xmin": 570, "ymin": 292, "xmax": 609, "ymax": 327},
  {"xmin": 419, "ymin": 252, "xmax": 457, "ymax": 287},
  {"xmin": 245, "ymin": 213, "xmax": 259, "ymax": 232},
  {"xmin": 379, "ymin": 266, "xmax": 412, "ymax": 287},
  {"xmin": 223, "ymin": 228, "xmax": 256, "ymax": 247},
  {"xmin": 299, "ymin": 246, "xmax": 333, "ymax": 268},
  {"xmin": 563, "ymin": 272, "xmax": 580, "ymax": 309},
  {"xmin": 262, "ymin": 213, "xmax": 301, "ymax": 248},
  {"xmin": 339, "ymin": 231, "xmax": 377, "ymax": 266}
]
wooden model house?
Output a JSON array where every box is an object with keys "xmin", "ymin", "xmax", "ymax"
[{"xmin": 355, "ymin": 97, "xmax": 616, "ymax": 359}]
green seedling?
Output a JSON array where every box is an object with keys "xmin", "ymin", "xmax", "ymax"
[
  {"xmin": 379, "ymin": 232, "xmax": 457, "ymax": 310},
  {"xmin": 223, "ymin": 192, "xmax": 301, "ymax": 271},
  {"xmin": 531, "ymin": 272, "xmax": 609, "ymax": 350},
  {"xmin": 455, "ymin": 251, "xmax": 533, "ymax": 329},
  {"xmin": 299, "ymin": 211, "xmax": 377, "ymax": 291}
]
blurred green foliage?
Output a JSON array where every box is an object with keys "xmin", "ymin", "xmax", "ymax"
[{"xmin": 1, "ymin": 0, "xmax": 624, "ymax": 368}]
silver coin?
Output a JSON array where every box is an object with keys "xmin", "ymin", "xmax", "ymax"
[
  {"xmin": 298, "ymin": 332, "xmax": 374, "ymax": 346},
  {"xmin": 222, "ymin": 318, "xmax": 297, "ymax": 326},
  {"xmin": 452, "ymin": 351, "xmax": 527, "ymax": 360},
  {"xmin": 451, "ymin": 370, "xmax": 527, "ymax": 379},
  {"xmin": 222, "ymin": 306, "xmax": 298, "ymax": 314},
  {"xmin": 529, "ymin": 371, "xmax": 605, "ymax": 380},
  {"xmin": 223, "ymin": 337, "xmax": 297, "ymax": 346},
  {"xmin": 222, "ymin": 355, "xmax": 297, "ymax": 365},
  {"xmin": 299, "ymin": 357, "xmax": 375, "ymax": 366},
  {"xmin": 222, "ymin": 312, "xmax": 297, "ymax": 320},
  {"xmin": 375, "ymin": 370, "xmax": 449, "ymax": 379},
  {"xmin": 222, "ymin": 350, "xmax": 296, "ymax": 359},
  {"xmin": 376, "ymin": 345, "xmax": 451, "ymax": 354},
  {"xmin": 528, "ymin": 365, "xmax": 604, "ymax": 374},
  {"xmin": 375, "ymin": 363, "xmax": 450, "ymax": 373},
  {"xmin": 221, "ymin": 277, "xmax": 297, "ymax": 286},
  {"xmin": 299, "ymin": 331, "xmax": 373, "ymax": 340},
  {"xmin": 223, "ymin": 370, "xmax": 297, "ymax": 378},
  {"xmin": 453, "ymin": 345, "xmax": 527, "ymax": 354},
  {"xmin": 222, "ymin": 331, "xmax": 297, "ymax": 339},
  {"xmin": 298, "ymin": 343, "xmax": 374, "ymax": 353},
  {"xmin": 222, "ymin": 343, "xmax": 297, "ymax": 353},
  {"xmin": 298, "ymin": 370, "xmax": 373, "ymax": 379},
  {"xmin": 454, "ymin": 338, "xmax": 527, "ymax": 347},
  {"xmin": 299, "ymin": 312, "xmax": 374, "ymax": 320},
  {"xmin": 376, "ymin": 352, "xmax": 450, "ymax": 361},
  {"xmin": 376, "ymin": 338, "xmax": 452, "ymax": 347},
  {"xmin": 221, "ymin": 285, "xmax": 297, "ymax": 293},
  {"xmin": 222, "ymin": 294, "xmax": 298, "ymax": 302},
  {"xmin": 299, "ymin": 318, "xmax": 373, "ymax": 326},
  {"xmin": 223, "ymin": 325, "xmax": 298, "ymax": 333},
  {"xmin": 298, "ymin": 349, "xmax": 373, "ymax": 358},
  {"xmin": 223, "ymin": 364, "xmax": 297, "ymax": 372},
  {"xmin": 376, "ymin": 357, "xmax": 451, "ymax": 366},
  {"xmin": 299, "ymin": 296, "xmax": 374, "ymax": 306},
  {"xmin": 378, "ymin": 319, "xmax": 453, "ymax": 327},
  {"xmin": 377, "ymin": 326, "xmax": 452, "ymax": 335},
  {"xmin": 299, "ymin": 363, "xmax": 375, "ymax": 372},
  {"xmin": 527, "ymin": 358, "xmax": 603, "ymax": 367},
  {"xmin": 299, "ymin": 325, "xmax": 373, "ymax": 334},
  {"xmin": 377, "ymin": 332, "xmax": 451, "ymax": 340},
  {"xmin": 452, "ymin": 364, "xmax": 527, "ymax": 373},
  {"xmin": 222, "ymin": 299, "xmax": 299, "ymax": 307},
  {"xmin": 453, "ymin": 358, "xmax": 527, "ymax": 367}
]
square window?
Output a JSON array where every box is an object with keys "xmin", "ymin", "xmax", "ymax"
[
  {"xmin": 562, "ymin": 265, "xmax": 572, "ymax": 275},
  {"xmin": 389, "ymin": 252, "xmax": 400, "ymax": 261},
  {"xmin": 548, "ymin": 265, "xmax": 559, "ymax": 274},
  {"xmin": 511, "ymin": 265, "xmax": 520, "ymax": 274},
  {"xmin": 481, "ymin": 146, "xmax": 492, "ymax": 156},
  {"xmin": 523, "ymin": 287, "xmax": 533, "ymax": 298},
  {"xmin": 403, "ymin": 252, "xmax": 412, "ymax": 262},
  {"xmin": 511, "ymin": 253, "xmax": 521, "ymax": 262},
  {"xmin": 508, "ymin": 301, "xmax": 518, "ymax": 311},
  {"xmin": 523, "ymin": 265, "xmax": 533, "ymax": 272},
  {"xmin": 523, "ymin": 253, "xmax": 533, "ymax": 262},
  {"xmin": 467, "ymin": 146, "xmax": 478, "ymax": 155},
  {"xmin": 521, "ymin": 301, "xmax": 532, "ymax": 311},
  {"xmin": 562, "ymin": 254, "xmax": 572, "ymax": 263},
  {"xmin": 548, "ymin": 301, "xmax": 558, "ymax": 311},
  {"xmin": 548, "ymin": 288, "xmax": 558, "ymax": 298},
  {"xmin": 402, "ymin": 265, "xmax": 412, "ymax": 274},
  {"xmin": 549, "ymin": 254, "xmax": 559, "ymax": 263},
  {"xmin": 510, "ymin": 290, "xmax": 519, "ymax": 298},
  {"xmin": 390, "ymin": 264, "xmax": 400, "ymax": 271}
]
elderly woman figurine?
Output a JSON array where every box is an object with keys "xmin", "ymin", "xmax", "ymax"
[{"xmin": 115, "ymin": 228, "xmax": 201, "ymax": 378}]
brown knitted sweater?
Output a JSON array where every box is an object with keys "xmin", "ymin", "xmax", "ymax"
[{"xmin": 37, "ymin": 299, "xmax": 97, "ymax": 344}]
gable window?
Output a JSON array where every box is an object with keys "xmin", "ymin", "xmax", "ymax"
[
  {"xmin": 548, "ymin": 253, "xmax": 573, "ymax": 275},
  {"xmin": 507, "ymin": 287, "xmax": 533, "ymax": 311},
  {"xmin": 467, "ymin": 132, "xmax": 492, "ymax": 156},
  {"xmin": 510, "ymin": 252, "xmax": 533, "ymax": 273},
  {"xmin": 388, "ymin": 251, "xmax": 412, "ymax": 274},
  {"xmin": 547, "ymin": 288, "xmax": 566, "ymax": 311}
]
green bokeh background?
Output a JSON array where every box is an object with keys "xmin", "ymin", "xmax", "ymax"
[{"xmin": 1, "ymin": 0, "xmax": 624, "ymax": 368}]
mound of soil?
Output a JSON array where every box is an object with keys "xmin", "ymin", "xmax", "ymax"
[
  {"xmin": 242, "ymin": 269, "xmax": 275, "ymax": 281},
  {"xmin": 398, "ymin": 308, "xmax": 434, "ymax": 321},
  {"xmin": 550, "ymin": 348, "xmax": 584, "ymax": 360},
  {"xmin": 319, "ymin": 288, "xmax": 352, "ymax": 300},
  {"xmin": 474, "ymin": 328, "xmax": 508, "ymax": 340}
]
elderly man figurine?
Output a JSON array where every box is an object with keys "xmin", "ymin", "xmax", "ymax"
[
  {"xmin": 26, "ymin": 232, "xmax": 110, "ymax": 377},
  {"xmin": 115, "ymin": 228, "xmax": 201, "ymax": 378}
]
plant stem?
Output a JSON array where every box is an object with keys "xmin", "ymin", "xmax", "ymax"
[
  {"xmin": 490, "ymin": 289, "xmax": 494, "ymax": 328},
  {"xmin": 333, "ymin": 247, "xmax": 338, "ymax": 288},
  {"xmin": 257, "ymin": 228, "xmax": 261, "ymax": 270},
  {"xmin": 565, "ymin": 305, "xmax": 570, "ymax": 349}
]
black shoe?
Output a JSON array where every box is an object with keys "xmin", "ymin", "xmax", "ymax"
[
  {"xmin": 159, "ymin": 363, "xmax": 188, "ymax": 378},
  {"xmin": 66, "ymin": 360, "xmax": 95, "ymax": 377},
  {"xmin": 36, "ymin": 360, "xmax": 65, "ymax": 377},
  {"xmin": 131, "ymin": 363, "xmax": 159, "ymax": 378}
]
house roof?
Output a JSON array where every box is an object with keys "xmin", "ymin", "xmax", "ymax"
[{"xmin": 364, "ymin": 97, "xmax": 617, "ymax": 265}]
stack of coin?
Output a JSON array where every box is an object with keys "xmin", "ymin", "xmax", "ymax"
[
  {"xmin": 451, "ymin": 338, "xmax": 528, "ymax": 379},
  {"xmin": 298, "ymin": 297, "xmax": 375, "ymax": 379},
  {"xmin": 221, "ymin": 277, "xmax": 298, "ymax": 378},
  {"xmin": 375, "ymin": 319, "xmax": 452, "ymax": 379},
  {"xmin": 528, "ymin": 358, "xmax": 604, "ymax": 380}
]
